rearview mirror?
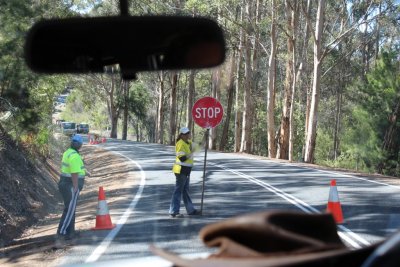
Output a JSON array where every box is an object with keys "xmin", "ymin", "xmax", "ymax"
[{"xmin": 24, "ymin": 16, "xmax": 226, "ymax": 79}]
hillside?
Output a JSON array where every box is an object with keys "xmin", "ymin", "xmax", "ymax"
[
  {"xmin": 0, "ymin": 134, "xmax": 138, "ymax": 266},
  {"xmin": 0, "ymin": 135, "xmax": 60, "ymax": 247}
]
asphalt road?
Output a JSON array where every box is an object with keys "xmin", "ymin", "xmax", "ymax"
[{"xmin": 59, "ymin": 139, "xmax": 400, "ymax": 266}]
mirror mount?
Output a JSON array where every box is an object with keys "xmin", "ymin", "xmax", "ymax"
[{"xmin": 120, "ymin": 0, "xmax": 129, "ymax": 16}]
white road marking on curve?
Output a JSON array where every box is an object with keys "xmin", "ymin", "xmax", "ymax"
[
  {"xmin": 128, "ymin": 146, "xmax": 372, "ymax": 248},
  {"xmin": 209, "ymin": 162, "xmax": 370, "ymax": 249},
  {"xmin": 85, "ymin": 151, "xmax": 146, "ymax": 263}
]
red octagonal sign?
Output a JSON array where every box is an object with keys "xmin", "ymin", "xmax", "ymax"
[{"xmin": 192, "ymin": 97, "xmax": 224, "ymax": 128}]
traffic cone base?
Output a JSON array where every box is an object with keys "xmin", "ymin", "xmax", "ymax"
[
  {"xmin": 92, "ymin": 187, "xmax": 116, "ymax": 230},
  {"xmin": 326, "ymin": 179, "xmax": 344, "ymax": 224},
  {"xmin": 93, "ymin": 216, "xmax": 115, "ymax": 230}
]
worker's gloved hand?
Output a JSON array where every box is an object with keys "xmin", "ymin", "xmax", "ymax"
[{"xmin": 191, "ymin": 142, "xmax": 201, "ymax": 153}]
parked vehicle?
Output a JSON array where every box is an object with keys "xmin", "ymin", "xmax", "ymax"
[
  {"xmin": 76, "ymin": 123, "xmax": 89, "ymax": 134},
  {"xmin": 61, "ymin": 122, "xmax": 76, "ymax": 136},
  {"xmin": 55, "ymin": 119, "xmax": 65, "ymax": 126}
]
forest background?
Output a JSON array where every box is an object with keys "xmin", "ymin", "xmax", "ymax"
[{"xmin": 0, "ymin": 0, "xmax": 399, "ymax": 177}]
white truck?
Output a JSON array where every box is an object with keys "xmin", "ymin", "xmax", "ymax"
[{"xmin": 61, "ymin": 122, "xmax": 77, "ymax": 136}]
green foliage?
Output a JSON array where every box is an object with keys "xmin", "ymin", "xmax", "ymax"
[
  {"xmin": 128, "ymin": 82, "xmax": 150, "ymax": 121},
  {"xmin": 185, "ymin": 0, "xmax": 219, "ymax": 16},
  {"xmin": 364, "ymin": 51, "xmax": 400, "ymax": 118},
  {"xmin": 340, "ymin": 107, "xmax": 383, "ymax": 171},
  {"xmin": 315, "ymin": 129, "xmax": 333, "ymax": 164},
  {"xmin": 0, "ymin": 0, "xmax": 76, "ymax": 157},
  {"xmin": 316, "ymin": 107, "xmax": 384, "ymax": 172},
  {"xmin": 363, "ymin": 50, "xmax": 400, "ymax": 175}
]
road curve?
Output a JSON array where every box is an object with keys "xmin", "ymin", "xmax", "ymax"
[{"xmin": 59, "ymin": 140, "xmax": 400, "ymax": 266}]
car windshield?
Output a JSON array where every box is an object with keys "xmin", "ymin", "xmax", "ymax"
[
  {"xmin": 1, "ymin": 1, "xmax": 400, "ymax": 267},
  {"xmin": 62, "ymin": 123, "xmax": 76, "ymax": 129}
]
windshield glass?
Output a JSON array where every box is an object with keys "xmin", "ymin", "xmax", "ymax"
[
  {"xmin": 1, "ymin": 1, "xmax": 400, "ymax": 267},
  {"xmin": 62, "ymin": 122, "xmax": 76, "ymax": 129}
]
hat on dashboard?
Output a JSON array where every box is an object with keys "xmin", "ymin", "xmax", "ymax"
[{"xmin": 150, "ymin": 210, "xmax": 382, "ymax": 267}]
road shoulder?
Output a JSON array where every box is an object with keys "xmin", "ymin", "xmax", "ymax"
[{"xmin": 0, "ymin": 145, "xmax": 139, "ymax": 267}]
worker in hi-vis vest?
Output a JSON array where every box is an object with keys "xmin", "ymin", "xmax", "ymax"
[
  {"xmin": 169, "ymin": 127, "xmax": 200, "ymax": 218},
  {"xmin": 57, "ymin": 134, "xmax": 90, "ymax": 241}
]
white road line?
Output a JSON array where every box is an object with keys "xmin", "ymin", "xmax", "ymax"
[
  {"xmin": 140, "ymin": 147, "xmax": 400, "ymax": 192},
  {"xmin": 85, "ymin": 151, "xmax": 146, "ymax": 263},
  {"xmin": 134, "ymin": 146, "xmax": 374, "ymax": 248},
  {"xmin": 338, "ymin": 225, "xmax": 371, "ymax": 246},
  {"xmin": 208, "ymin": 162, "xmax": 370, "ymax": 249},
  {"xmin": 286, "ymin": 163, "xmax": 400, "ymax": 190}
]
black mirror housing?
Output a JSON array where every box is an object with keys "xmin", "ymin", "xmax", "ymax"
[{"xmin": 25, "ymin": 16, "xmax": 226, "ymax": 79}]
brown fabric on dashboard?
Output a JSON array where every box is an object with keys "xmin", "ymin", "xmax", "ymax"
[{"xmin": 150, "ymin": 210, "xmax": 380, "ymax": 267}]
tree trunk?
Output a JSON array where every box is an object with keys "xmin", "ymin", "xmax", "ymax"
[
  {"xmin": 240, "ymin": 0, "xmax": 254, "ymax": 153},
  {"xmin": 379, "ymin": 99, "xmax": 400, "ymax": 174},
  {"xmin": 110, "ymin": 107, "xmax": 118, "ymax": 139},
  {"xmin": 156, "ymin": 71, "xmax": 165, "ymax": 144},
  {"xmin": 333, "ymin": 84, "xmax": 342, "ymax": 160},
  {"xmin": 187, "ymin": 70, "xmax": 195, "ymax": 132},
  {"xmin": 375, "ymin": 3, "xmax": 381, "ymax": 63},
  {"xmin": 362, "ymin": 13, "xmax": 369, "ymax": 78},
  {"xmin": 288, "ymin": 1, "xmax": 299, "ymax": 162},
  {"xmin": 108, "ymin": 71, "xmax": 120, "ymax": 139},
  {"xmin": 304, "ymin": 0, "xmax": 325, "ymax": 163},
  {"xmin": 278, "ymin": 0, "xmax": 295, "ymax": 160},
  {"xmin": 234, "ymin": 6, "xmax": 244, "ymax": 153},
  {"xmin": 210, "ymin": 68, "xmax": 220, "ymax": 150},
  {"xmin": 267, "ymin": 0, "xmax": 277, "ymax": 159},
  {"xmin": 220, "ymin": 52, "xmax": 237, "ymax": 151},
  {"xmin": 333, "ymin": 8, "xmax": 347, "ymax": 160},
  {"xmin": 136, "ymin": 120, "xmax": 140, "ymax": 142},
  {"xmin": 169, "ymin": 72, "xmax": 178, "ymax": 145},
  {"xmin": 301, "ymin": 2, "xmax": 312, "ymax": 161},
  {"xmin": 122, "ymin": 80, "xmax": 129, "ymax": 140},
  {"xmin": 382, "ymin": 99, "xmax": 400, "ymax": 152}
]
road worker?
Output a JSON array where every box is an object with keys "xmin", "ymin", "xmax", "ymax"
[
  {"xmin": 169, "ymin": 127, "xmax": 200, "ymax": 218},
  {"xmin": 56, "ymin": 134, "xmax": 90, "ymax": 242}
]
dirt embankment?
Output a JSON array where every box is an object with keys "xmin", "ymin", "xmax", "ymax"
[{"xmin": 0, "ymin": 142, "xmax": 138, "ymax": 267}]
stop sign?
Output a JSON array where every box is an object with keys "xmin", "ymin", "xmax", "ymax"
[{"xmin": 192, "ymin": 97, "xmax": 224, "ymax": 128}]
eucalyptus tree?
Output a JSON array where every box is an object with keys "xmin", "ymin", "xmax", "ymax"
[
  {"xmin": 266, "ymin": 0, "xmax": 277, "ymax": 158},
  {"xmin": 302, "ymin": 0, "xmax": 394, "ymax": 163}
]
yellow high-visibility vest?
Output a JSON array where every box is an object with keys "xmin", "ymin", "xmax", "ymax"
[
  {"xmin": 60, "ymin": 148, "xmax": 86, "ymax": 178},
  {"xmin": 172, "ymin": 139, "xmax": 193, "ymax": 174}
]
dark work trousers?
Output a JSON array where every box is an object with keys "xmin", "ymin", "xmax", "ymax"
[{"xmin": 57, "ymin": 176, "xmax": 84, "ymax": 237}]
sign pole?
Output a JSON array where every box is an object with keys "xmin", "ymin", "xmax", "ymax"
[
  {"xmin": 200, "ymin": 128, "xmax": 209, "ymax": 215},
  {"xmin": 192, "ymin": 97, "xmax": 223, "ymax": 216}
]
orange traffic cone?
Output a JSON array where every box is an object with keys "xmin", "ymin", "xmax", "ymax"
[
  {"xmin": 326, "ymin": 179, "xmax": 344, "ymax": 224},
  {"xmin": 92, "ymin": 186, "xmax": 116, "ymax": 230}
]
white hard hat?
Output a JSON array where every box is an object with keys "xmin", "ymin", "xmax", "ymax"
[{"xmin": 179, "ymin": 127, "xmax": 190, "ymax": 134}]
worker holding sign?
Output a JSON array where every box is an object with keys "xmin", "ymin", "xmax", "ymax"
[{"xmin": 169, "ymin": 127, "xmax": 200, "ymax": 218}]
